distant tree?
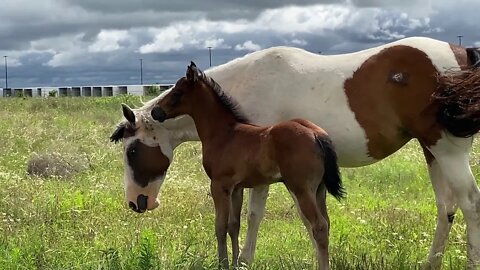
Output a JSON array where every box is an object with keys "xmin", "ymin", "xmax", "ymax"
[
  {"xmin": 15, "ymin": 90, "xmax": 24, "ymax": 98},
  {"xmin": 144, "ymin": 85, "xmax": 161, "ymax": 96},
  {"xmin": 48, "ymin": 90, "xmax": 58, "ymax": 97}
]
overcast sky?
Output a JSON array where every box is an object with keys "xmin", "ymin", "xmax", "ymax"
[{"xmin": 1, "ymin": 0, "xmax": 479, "ymax": 88}]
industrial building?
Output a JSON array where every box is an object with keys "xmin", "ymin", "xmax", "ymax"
[{"xmin": 0, "ymin": 84, "xmax": 173, "ymax": 97}]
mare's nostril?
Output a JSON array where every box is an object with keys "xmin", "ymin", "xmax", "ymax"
[
  {"xmin": 129, "ymin": 201, "xmax": 143, "ymax": 213},
  {"xmin": 137, "ymin": 194, "xmax": 148, "ymax": 212},
  {"xmin": 129, "ymin": 201, "xmax": 137, "ymax": 211}
]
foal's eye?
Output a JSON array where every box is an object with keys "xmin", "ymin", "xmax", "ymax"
[{"xmin": 172, "ymin": 91, "xmax": 182, "ymax": 98}]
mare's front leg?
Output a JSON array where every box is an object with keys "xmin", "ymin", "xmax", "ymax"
[
  {"xmin": 211, "ymin": 181, "xmax": 232, "ymax": 269},
  {"xmin": 420, "ymin": 144, "xmax": 458, "ymax": 270},
  {"xmin": 229, "ymin": 187, "xmax": 244, "ymax": 267},
  {"xmin": 427, "ymin": 133, "xmax": 480, "ymax": 269},
  {"xmin": 239, "ymin": 185, "xmax": 269, "ymax": 264}
]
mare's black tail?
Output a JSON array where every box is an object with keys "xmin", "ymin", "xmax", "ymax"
[{"xmin": 315, "ymin": 135, "xmax": 345, "ymax": 201}]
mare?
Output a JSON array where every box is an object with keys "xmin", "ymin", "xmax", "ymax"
[
  {"xmin": 110, "ymin": 37, "xmax": 480, "ymax": 269},
  {"xmin": 151, "ymin": 62, "xmax": 345, "ymax": 269}
]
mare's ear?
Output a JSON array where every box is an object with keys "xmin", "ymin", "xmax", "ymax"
[
  {"xmin": 121, "ymin": 103, "xmax": 135, "ymax": 123},
  {"xmin": 186, "ymin": 61, "xmax": 199, "ymax": 83},
  {"xmin": 110, "ymin": 122, "xmax": 126, "ymax": 143}
]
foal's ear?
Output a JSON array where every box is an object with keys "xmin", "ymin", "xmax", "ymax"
[
  {"xmin": 121, "ymin": 103, "xmax": 135, "ymax": 123},
  {"xmin": 186, "ymin": 61, "xmax": 198, "ymax": 83}
]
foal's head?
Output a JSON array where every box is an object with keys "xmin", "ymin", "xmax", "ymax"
[
  {"xmin": 110, "ymin": 103, "xmax": 173, "ymax": 213},
  {"xmin": 150, "ymin": 62, "xmax": 206, "ymax": 122},
  {"xmin": 150, "ymin": 61, "xmax": 248, "ymax": 124}
]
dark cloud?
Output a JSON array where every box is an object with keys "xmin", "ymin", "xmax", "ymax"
[
  {"xmin": 1, "ymin": 0, "xmax": 479, "ymax": 89},
  {"xmin": 348, "ymin": 0, "xmax": 426, "ymax": 8},
  {"xmin": 62, "ymin": 0, "xmax": 342, "ymax": 13}
]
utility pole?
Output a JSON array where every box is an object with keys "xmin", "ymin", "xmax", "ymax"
[
  {"xmin": 207, "ymin": 46, "xmax": 212, "ymax": 67},
  {"xmin": 457, "ymin": 35, "xmax": 463, "ymax": 46},
  {"xmin": 3, "ymin": 56, "xmax": 7, "ymax": 90},
  {"xmin": 140, "ymin": 58, "xmax": 143, "ymax": 85}
]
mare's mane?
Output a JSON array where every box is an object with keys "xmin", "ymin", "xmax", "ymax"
[{"xmin": 196, "ymin": 69, "xmax": 250, "ymax": 124}]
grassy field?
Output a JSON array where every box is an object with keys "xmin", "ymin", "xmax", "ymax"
[{"xmin": 0, "ymin": 96, "xmax": 478, "ymax": 269}]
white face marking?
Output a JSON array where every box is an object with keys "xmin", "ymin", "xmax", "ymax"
[{"xmin": 121, "ymin": 112, "xmax": 173, "ymax": 211}]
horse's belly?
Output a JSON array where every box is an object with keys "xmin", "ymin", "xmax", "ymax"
[{"xmin": 228, "ymin": 79, "xmax": 378, "ymax": 167}]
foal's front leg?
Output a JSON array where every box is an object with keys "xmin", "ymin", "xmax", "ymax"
[
  {"xmin": 229, "ymin": 187, "xmax": 244, "ymax": 267},
  {"xmin": 211, "ymin": 182, "xmax": 232, "ymax": 269}
]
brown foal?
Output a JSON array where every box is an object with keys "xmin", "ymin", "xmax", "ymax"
[{"xmin": 151, "ymin": 62, "xmax": 345, "ymax": 269}]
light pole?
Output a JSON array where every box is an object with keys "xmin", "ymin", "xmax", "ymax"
[
  {"xmin": 457, "ymin": 35, "xmax": 463, "ymax": 46},
  {"xmin": 140, "ymin": 58, "xmax": 143, "ymax": 85},
  {"xmin": 3, "ymin": 56, "xmax": 7, "ymax": 90},
  {"xmin": 207, "ymin": 46, "xmax": 212, "ymax": 67}
]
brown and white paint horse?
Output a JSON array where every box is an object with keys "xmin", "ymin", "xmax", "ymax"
[
  {"xmin": 110, "ymin": 37, "xmax": 480, "ymax": 269},
  {"xmin": 150, "ymin": 62, "xmax": 345, "ymax": 269}
]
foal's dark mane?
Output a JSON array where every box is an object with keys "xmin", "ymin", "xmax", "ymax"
[{"xmin": 196, "ymin": 70, "xmax": 250, "ymax": 124}]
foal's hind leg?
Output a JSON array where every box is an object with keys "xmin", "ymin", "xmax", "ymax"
[
  {"xmin": 421, "ymin": 145, "xmax": 458, "ymax": 270},
  {"xmin": 289, "ymin": 187, "xmax": 329, "ymax": 270},
  {"xmin": 228, "ymin": 187, "xmax": 243, "ymax": 267},
  {"xmin": 239, "ymin": 185, "xmax": 269, "ymax": 264},
  {"xmin": 316, "ymin": 184, "xmax": 330, "ymax": 235},
  {"xmin": 427, "ymin": 133, "xmax": 480, "ymax": 269}
]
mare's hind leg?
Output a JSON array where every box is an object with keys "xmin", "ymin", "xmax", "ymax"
[
  {"xmin": 426, "ymin": 132, "xmax": 480, "ymax": 269},
  {"xmin": 421, "ymin": 144, "xmax": 458, "ymax": 270},
  {"xmin": 239, "ymin": 185, "xmax": 269, "ymax": 264},
  {"xmin": 228, "ymin": 187, "xmax": 243, "ymax": 267},
  {"xmin": 289, "ymin": 186, "xmax": 329, "ymax": 270}
]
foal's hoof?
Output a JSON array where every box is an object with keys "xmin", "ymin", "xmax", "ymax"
[{"xmin": 421, "ymin": 260, "xmax": 441, "ymax": 270}]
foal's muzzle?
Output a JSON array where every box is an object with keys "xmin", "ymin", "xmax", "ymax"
[
  {"xmin": 129, "ymin": 194, "xmax": 149, "ymax": 213},
  {"xmin": 151, "ymin": 106, "xmax": 166, "ymax": 122}
]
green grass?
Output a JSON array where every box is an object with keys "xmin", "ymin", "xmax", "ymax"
[{"xmin": 0, "ymin": 96, "xmax": 477, "ymax": 269}]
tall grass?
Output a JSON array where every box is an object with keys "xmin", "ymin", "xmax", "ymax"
[{"xmin": 0, "ymin": 96, "xmax": 477, "ymax": 269}]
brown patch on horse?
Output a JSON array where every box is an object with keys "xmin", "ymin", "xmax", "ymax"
[
  {"xmin": 344, "ymin": 45, "xmax": 449, "ymax": 158},
  {"xmin": 126, "ymin": 139, "xmax": 170, "ymax": 187}
]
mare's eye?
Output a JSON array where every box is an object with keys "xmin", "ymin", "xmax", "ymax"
[
  {"xmin": 172, "ymin": 91, "xmax": 182, "ymax": 98},
  {"xmin": 127, "ymin": 147, "xmax": 136, "ymax": 156}
]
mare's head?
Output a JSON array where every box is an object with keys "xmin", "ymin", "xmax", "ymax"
[{"xmin": 110, "ymin": 103, "xmax": 173, "ymax": 213}]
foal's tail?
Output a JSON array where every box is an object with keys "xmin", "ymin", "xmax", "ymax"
[
  {"xmin": 433, "ymin": 49, "xmax": 480, "ymax": 137},
  {"xmin": 315, "ymin": 135, "xmax": 345, "ymax": 201}
]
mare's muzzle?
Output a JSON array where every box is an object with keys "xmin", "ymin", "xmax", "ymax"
[
  {"xmin": 151, "ymin": 106, "xmax": 166, "ymax": 122},
  {"xmin": 129, "ymin": 194, "xmax": 149, "ymax": 213}
]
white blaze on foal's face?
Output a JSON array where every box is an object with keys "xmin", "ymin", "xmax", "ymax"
[{"xmin": 110, "ymin": 104, "xmax": 173, "ymax": 213}]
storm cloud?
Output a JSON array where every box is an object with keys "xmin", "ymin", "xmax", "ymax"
[{"xmin": 0, "ymin": 0, "xmax": 478, "ymax": 87}]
